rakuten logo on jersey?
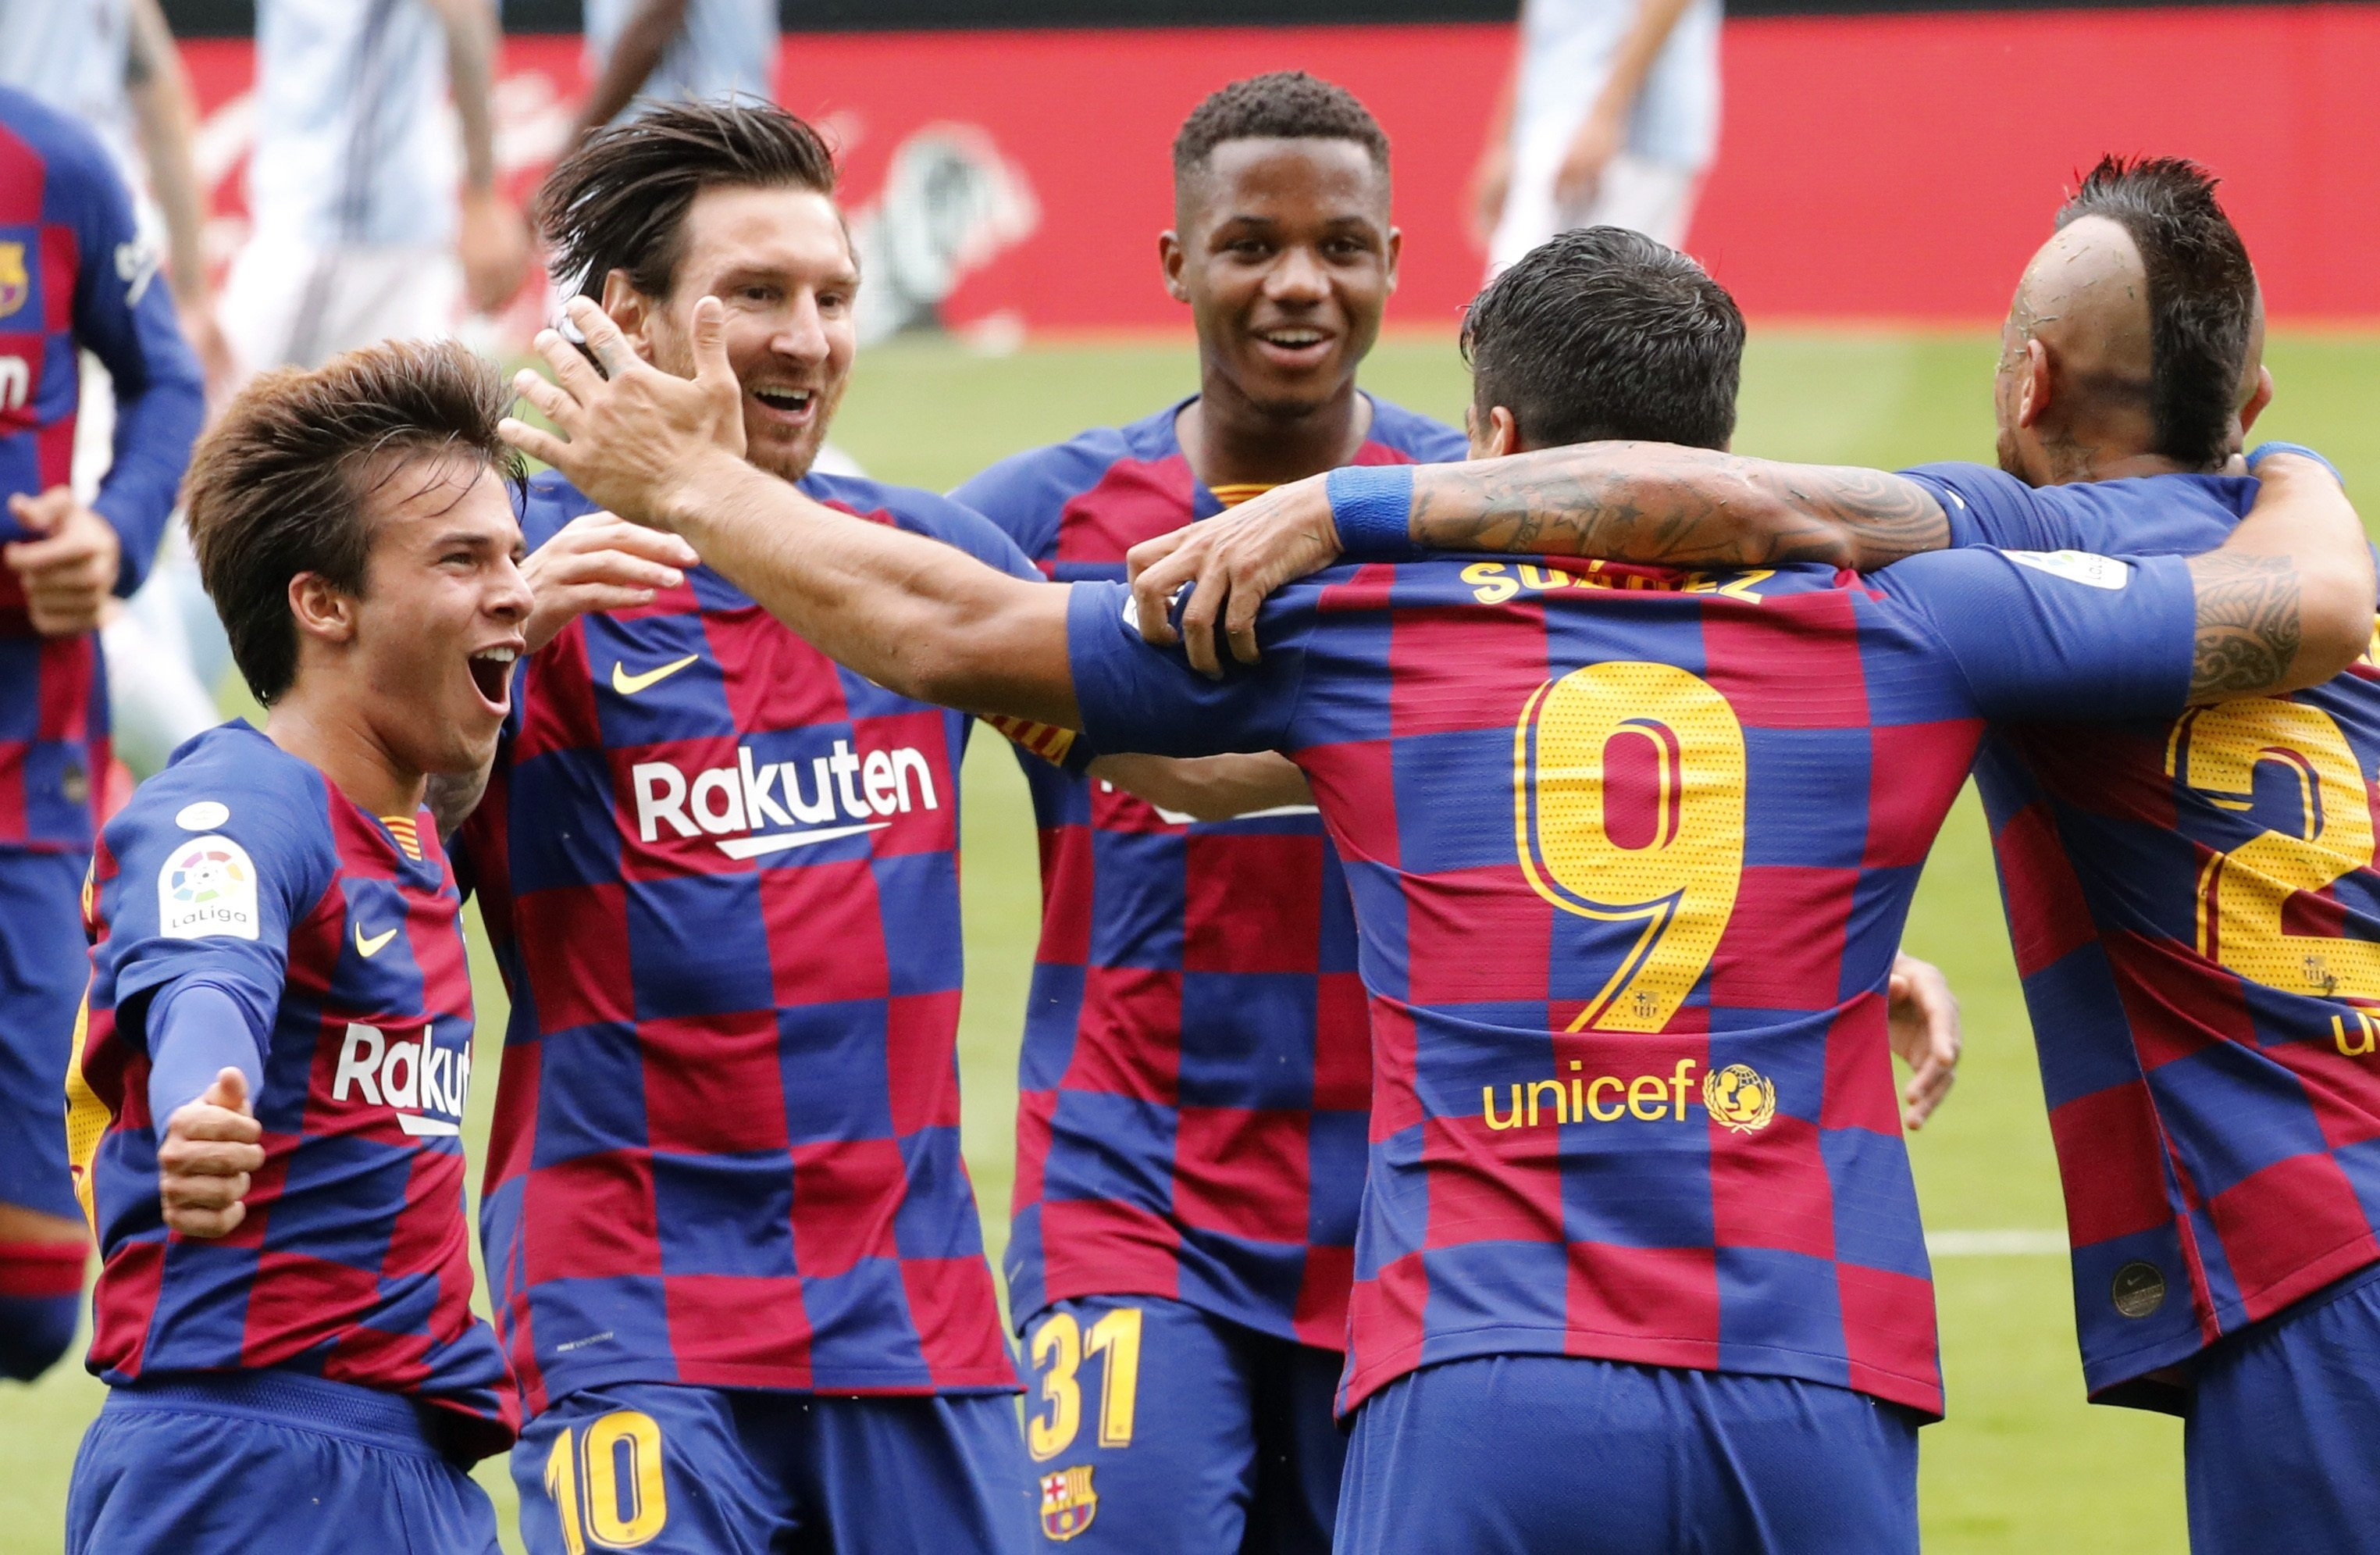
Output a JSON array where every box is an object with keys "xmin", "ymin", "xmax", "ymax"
[
  {"xmin": 331, "ymin": 1022, "xmax": 471, "ymax": 1138},
  {"xmin": 631, "ymin": 739, "xmax": 942, "ymax": 859}
]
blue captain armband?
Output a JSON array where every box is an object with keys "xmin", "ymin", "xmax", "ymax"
[
  {"xmin": 1327, "ymin": 464, "xmax": 1418, "ymax": 559},
  {"xmin": 2247, "ymin": 442, "xmax": 2344, "ymax": 488}
]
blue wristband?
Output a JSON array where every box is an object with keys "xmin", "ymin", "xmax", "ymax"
[
  {"xmin": 2247, "ymin": 441, "xmax": 2345, "ymax": 487},
  {"xmin": 1326, "ymin": 464, "xmax": 1418, "ymax": 559}
]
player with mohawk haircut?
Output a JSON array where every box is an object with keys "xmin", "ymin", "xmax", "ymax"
[{"xmin": 951, "ymin": 71, "xmax": 1458, "ymax": 1553}]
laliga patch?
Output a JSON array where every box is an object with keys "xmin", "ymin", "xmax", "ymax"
[
  {"xmin": 1039, "ymin": 1465, "xmax": 1097, "ymax": 1542},
  {"xmin": 157, "ymin": 834, "xmax": 259, "ymax": 940},
  {"xmin": 2006, "ymin": 550, "xmax": 2132, "ymax": 590}
]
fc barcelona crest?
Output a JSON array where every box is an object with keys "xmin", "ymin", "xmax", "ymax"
[
  {"xmin": 1039, "ymin": 1464, "xmax": 1097, "ymax": 1542},
  {"xmin": 0, "ymin": 242, "xmax": 27, "ymax": 319}
]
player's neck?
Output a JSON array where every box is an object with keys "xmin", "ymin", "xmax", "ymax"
[
  {"xmin": 262, "ymin": 689, "xmax": 429, "ymax": 822},
  {"xmin": 1178, "ymin": 377, "xmax": 1373, "ymax": 490}
]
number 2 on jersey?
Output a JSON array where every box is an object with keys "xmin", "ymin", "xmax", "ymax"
[
  {"xmin": 2170, "ymin": 699, "xmax": 2380, "ymax": 999},
  {"xmin": 1028, "ymin": 1307, "xmax": 1143, "ymax": 1460},
  {"xmin": 543, "ymin": 1410, "xmax": 669, "ymax": 1551},
  {"xmin": 1516, "ymin": 663, "xmax": 1748, "ymax": 1032}
]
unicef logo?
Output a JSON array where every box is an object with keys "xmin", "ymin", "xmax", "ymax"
[
  {"xmin": 167, "ymin": 844, "xmax": 247, "ymax": 904},
  {"xmin": 1701, "ymin": 1064, "xmax": 1776, "ymax": 1132}
]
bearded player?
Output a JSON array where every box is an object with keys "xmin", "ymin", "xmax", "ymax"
[
  {"xmin": 62, "ymin": 341, "xmax": 524, "ymax": 1552},
  {"xmin": 445, "ymin": 102, "xmax": 1056, "ymax": 1553},
  {"xmin": 1135, "ymin": 164, "xmax": 2380, "ymax": 1552},
  {"xmin": 503, "ymin": 220, "xmax": 2370, "ymax": 1548}
]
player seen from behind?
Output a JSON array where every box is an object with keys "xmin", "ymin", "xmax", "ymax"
[
  {"xmin": 62, "ymin": 341, "xmax": 526, "ymax": 1553},
  {"xmin": 1140, "ymin": 160, "xmax": 2380, "ymax": 1554},
  {"xmin": 502, "ymin": 226, "xmax": 2371, "ymax": 1550}
]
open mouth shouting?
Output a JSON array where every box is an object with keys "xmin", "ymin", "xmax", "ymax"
[
  {"xmin": 466, "ymin": 643, "xmax": 521, "ymax": 715},
  {"xmin": 750, "ymin": 383, "xmax": 821, "ymax": 431}
]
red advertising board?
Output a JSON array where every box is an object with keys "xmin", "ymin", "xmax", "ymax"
[{"xmin": 176, "ymin": 8, "xmax": 2380, "ymax": 336}]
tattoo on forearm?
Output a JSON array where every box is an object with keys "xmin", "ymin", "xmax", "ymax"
[
  {"xmin": 2189, "ymin": 553, "xmax": 2301, "ymax": 699},
  {"xmin": 1407, "ymin": 446, "xmax": 1948, "ymax": 570}
]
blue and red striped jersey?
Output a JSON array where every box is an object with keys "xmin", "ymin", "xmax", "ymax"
[
  {"xmin": 953, "ymin": 396, "xmax": 1465, "ymax": 1348},
  {"xmin": 461, "ymin": 470, "xmax": 1033, "ymax": 1414},
  {"xmin": 0, "ymin": 87, "xmax": 201, "ymax": 854},
  {"xmin": 1064, "ymin": 541, "xmax": 2205, "ymax": 1418},
  {"xmin": 67, "ymin": 723, "xmax": 516, "ymax": 1458},
  {"xmin": 1907, "ymin": 462, "xmax": 2380, "ymax": 1409}
]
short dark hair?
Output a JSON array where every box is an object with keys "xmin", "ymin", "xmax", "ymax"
[
  {"xmin": 2055, "ymin": 155, "xmax": 2256, "ymax": 472},
  {"xmin": 1172, "ymin": 71, "xmax": 1390, "ymax": 190},
  {"xmin": 187, "ymin": 341, "xmax": 522, "ymax": 704},
  {"xmin": 539, "ymin": 99, "xmax": 839, "ymax": 302},
  {"xmin": 1462, "ymin": 226, "xmax": 1744, "ymax": 451}
]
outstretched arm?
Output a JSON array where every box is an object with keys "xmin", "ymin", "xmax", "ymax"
[
  {"xmin": 501, "ymin": 297, "xmax": 1080, "ymax": 727},
  {"xmin": 1127, "ymin": 446, "xmax": 1950, "ymax": 674}
]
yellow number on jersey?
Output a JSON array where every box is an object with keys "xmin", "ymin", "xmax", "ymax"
[
  {"xmin": 1028, "ymin": 1307, "xmax": 1145, "ymax": 1460},
  {"xmin": 1516, "ymin": 663, "xmax": 1748, "ymax": 1031},
  {"xmin": 543, "ymin": 1411, "xmax": 669, "ymax": 1552},
  {"xmin": 2170, "ymin": 700, "xmax": 2380, "ymax": 999}
]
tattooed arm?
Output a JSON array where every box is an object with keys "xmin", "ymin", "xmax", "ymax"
[
  {"xmin": 2181, "ymin": 451, "xmax": 2372, "ymax": 701},
  {"xmin": 1125, "ymin": 445, "xmax": 1949, "ymax": 676}
]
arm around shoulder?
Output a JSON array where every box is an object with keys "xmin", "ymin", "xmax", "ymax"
[{"xmin": 2185, "ymin": 451, "xmax": 2374, "ymax": 701}]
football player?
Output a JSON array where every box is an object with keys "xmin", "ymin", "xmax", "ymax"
[
  {"xmin": 63, "ymin": 340, "xmax": 523, "ymax": 1552},
  {"xmin": 502, "ymin": 229, "xmax": 2369, "ymax": 1551}
]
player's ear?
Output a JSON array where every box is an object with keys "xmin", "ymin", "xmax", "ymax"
[
  {"xmin": 1382, "ymin": 225, "xmax": 1402, "ymax": 294},
  {"xmin": 2238, "ymin": 365, "xmax": 2275, "ymax": 437},
  {"xmin": 599, "ymin": 269, "xmax": 654, "ymax": 357},
  {"xmin": 287, "ymin": 572, "xmax": 357, "ymax": 647},
  {"xmin": 2014, "ymin": 337, "xmax": 2053, "ymax": 430},
  {"xmin": 1159, "ymin": 230, "xmax": 1189, "ymax": 304},
  {"xmin": 1466, "ymin": 404, "xmax": 1520, "ymax": 460}
]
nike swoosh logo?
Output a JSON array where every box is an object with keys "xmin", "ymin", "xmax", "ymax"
[
  {"xmin": 355, "ymin": 923, "xmax": 397, "ymax": 958},
  {"xmin": 611, "ymin": 654, "xmax": 700, "ymax": 697}
]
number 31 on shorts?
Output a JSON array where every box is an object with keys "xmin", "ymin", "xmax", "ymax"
[
  {"xmin": 1028, "ymin": 1307, "xmax": 1143, "ymax": 1460},
  {"xmin": 543, "ymin": 1410, "xmax": 669, "ymax": 1552}
]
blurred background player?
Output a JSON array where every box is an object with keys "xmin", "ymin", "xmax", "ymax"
[
  {"xmin": 951, "ymin": 71, "xmax": 1463, "ymax": 1553},
  {"xmin": 0, "ymin": 0, "xmax": 235, "ymax": 781},
  {"xmin": 218, "ymin": 0, "xmax": 529, "ymax": 381},
  {"xmin": 1192, "ymin": 164, "xmax": 2380, "ymax": 1555},
  {"xmin": 448, "ymin": 103, "xmax": 1035, "ymax": 1554},
  {"xmin": 572, "ymin": 0, "xmax": 778, "ymax": 141},
  {"xmin": 500, "ymin": 234, "xmax": 2370, "ymax": 1553},
  {"xmin": 64, "ymin": 340, "xmax": 526, "ymax": 1553},
  {"xmin": 0, "ymin": 83, "xmax": 200, "ymax": 1385},
  {"xmin": 1468, "ymin": 0, "xmax": 1721, "ymax": 269}
]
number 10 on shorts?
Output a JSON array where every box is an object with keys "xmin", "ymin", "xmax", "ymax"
[{"xmin": 543, "ymin": 1410, "xmax": 670, "ymax": 1551}]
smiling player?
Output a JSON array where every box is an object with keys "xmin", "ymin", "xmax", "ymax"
[
  {"xmin": 449, "ymin": 102, "xmax": 1040, "ymax": 1554},
  {"xmin": 62, "ymin": 340, "xmax": 525, "ymax": 1553},
  {"xmin": 501, "ymin": 219, "xmax": 2370, "ymax": 1547}
]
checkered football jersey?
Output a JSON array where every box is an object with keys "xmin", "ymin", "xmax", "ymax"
[
  {"xmin": 461, "ymin": 470, "xmax": 1033, "ymax": 1414},
  {"xmin": 0, "ymin": 87, "xmax": 201, "ymax": 854},
  {"xmin": 952, "ymin": 396, "xmax": 1466, "ymax": 1348},
  {"xmin": 1066, "ymin": 541, "xmax": 2207, "ymax": 1418},
  {"xmin": 1907, "ymin": 462, "xmax": 2380, "ymax": 1410},
  {"xmin": 67, "ymin": 723, "xmax": 516, "ymax": 1458}
]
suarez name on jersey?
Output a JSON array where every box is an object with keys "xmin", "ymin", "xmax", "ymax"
[
  {"xmin": 953, "ymin": 395, "xmax": 1468, "ymax": 1350},
  {"xmin": 66, "ymin": 723, "xmax": 516, "ymax": 1458},
  {"xmin": 1907, "ymin": 462, "xmax": 2380, "ymax": 1410},
  {"xmin": 462, "ymin": 469, "xmax": 1035, "ymax": 1413},
  {"xmin": 1063, "ymin": 541, "xmax": 2207, "ymax": 1419}
]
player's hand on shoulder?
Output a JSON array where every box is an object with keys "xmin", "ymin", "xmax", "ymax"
[
  {"xmin": 1887, "ymin": 953, "xmax": 1961, "ymax": 1131},
  {"xmin": 501, "ymin": 296, "xmax": 746, "ymax": 531},
  {"xmin": 158, "ymin": 1068, "xmax": 265, "ymax": 1239},
  {"xmin": 4, "ymin": 487, "xmax": 122, "ymax": 637},
  {"xmin": 522, "ymin": 512, "xmax": 701, "ymax": 652},
  {"xmin": 1127, "ymin": 473, "xmax": 1339, "ymax": 677}
]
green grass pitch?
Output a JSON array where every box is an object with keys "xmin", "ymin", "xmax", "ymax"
[{"xmin": 5, "ymin": 329, "xmax": 2375, "ymax": 1551}]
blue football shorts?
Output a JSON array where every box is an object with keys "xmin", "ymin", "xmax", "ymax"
[
  {"xmin": 2186, "ymin": 1259, "xmax": 2380, "ymax": 1553},
  {"xmin": 0, "ymin": 849, "xmax": 92, "ymax": 1221},
  {"xmin": 1018, "ymin": 1293, "xmax": 1344, "ymax": 1553},
  {"xmin": 1335, "ymin": 1353, "xmax": 1921, "ymax": 1554},
  {"xmin": 66, "ymin": 1370, "xmax": 501, "ymax": 1554},
  {"xmin": 512, "ymin": 1382, "xmax": 1036, "ymax": 1555}
]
